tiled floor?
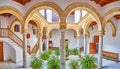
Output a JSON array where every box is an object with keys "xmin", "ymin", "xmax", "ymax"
[
  {"xmin": 0, "ymin": 58, "xmax": 120, "ymax": 69},
  {"xmin": 102, "ymin": 59, "xmax": 120, "ymax": 69}
]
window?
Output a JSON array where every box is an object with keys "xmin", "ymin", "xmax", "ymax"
[
  {"xmin": 66, "ymin": 10, "xmax": 88, "ymax": 23},
  {"xmin": 39, "ymin": 9, "xmax": 60, "ymax": 22},
  {"xmin": 14, "ymin": 24, "xmax": 20, "ymax": 32}
]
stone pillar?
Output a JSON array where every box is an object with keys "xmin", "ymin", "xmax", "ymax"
[
  {"xmin": 23, "ymin": 32, "xmax": 27, "ymax": 68},
  {"xmin": 84, "ymin": 35, "xmax": 87, "ymax": 54},
  {"xmin": 46, "ymin": 37, "xmax": 49, "ymax": 50},
  {"xmin": 39, "ymin": 35, "xmax": 43, "ymax": 52},
  {"xmin": 76, "ymin": 37, "xmax": 80, "ymax": 49},
  {"xmin": 98, "ymin": 33, "xmax": 103, "ymax": 69},
  {"xmin": 60, "ymin": 29, "xmax": 66, "ymax": 69}
]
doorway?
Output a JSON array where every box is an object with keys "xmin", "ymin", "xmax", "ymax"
[{"xmin": 0, "ymin": 42, "xmax": 4, "ymax": 61}]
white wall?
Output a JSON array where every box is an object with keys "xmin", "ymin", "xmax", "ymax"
[
  {"xmin": 0, "ymin": 16, "xmax": 9, "ymax": 28},
  {"xmin": 65, "ymin": 30, "xmax": 77, "ymax": 49},
  {"xmin": 3, "ymin": 42, "xmax": 16, "ymax": 62},
  {"xmin": 14, "ymin": 21, "xmax": 23, "ymax": 40},
  {"xmin": 103, "ymin": 19, "xmax": 120, "ymax": 58},
  {"xmin": 28, "ymin": 24, "xmax": 38, "ymax": 49},
  {"xmin": 51, "ymin": 30, "xmax": 61, "ymax": 47},
  {"xmin": 79, "ymin": 33, "xmax": 84, "ymax": 48}
]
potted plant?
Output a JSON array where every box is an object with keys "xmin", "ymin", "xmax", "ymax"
[
  {"xmin": 80, "ymin": 54, "xmax": 97, "ymax": 69},
  {"xmin": 47, "ymin": 56, "xmax": 60, "ymax": 69},
  {"xmin": 30, "ymin": 56, "xmax": 43, "ymax": 69},
  {"xmin": 69, "ymin": 59, "xmax": 80, "ymax": 69}
]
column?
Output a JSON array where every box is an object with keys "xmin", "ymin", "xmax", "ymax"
[
  {"xmin": 23, "ymin": 32, "xmax": 27, "ymax": 68},
  {"xmin": 60, "ymin": 29, "xmax": 66, "ymax": 69},
  {"xmin": 76, "ymin": 37, "xmax": 80, "ymax": 49},
  {"xmin": 46, "ymin": 37, "xmax": 49, "ymax": 50},
  {"xmin": 98, "ymin": 34, "xmax": 103, "ymax": 69},
  {"xmin": 39, "ymin": 35, "xmax": 43, "ymax": 53},
  {"xmin": 84, "ymin": 35, "xmax": 87, "ymax": 54}
]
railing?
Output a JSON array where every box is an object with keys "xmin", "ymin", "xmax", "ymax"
[
  {"xmin": 0, "ymin": 28, "xmax": 23, "ymax": 48},
  {"xmin": 0, "ymin": 28, "xmax": 9, "ymax": 37},
  {"xmin": 8, "ymin": 29, "xmax": 23, "ymax": 48},
  {"xmin": 31, "ymin": 38, "xmax": 40, "ymax": 54}
]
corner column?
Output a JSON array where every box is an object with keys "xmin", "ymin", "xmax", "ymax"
[
  {"xmin": 98, "ymin": 32, "xmax": 103, "ymax": 69},
  {"xmin": 60, "ymin": 29, "xmax": 66, "ymax": 69}
]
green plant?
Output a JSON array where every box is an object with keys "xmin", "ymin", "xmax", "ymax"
[
  {"xmin": 47, "ymin": 56, "xmax": 60, "ymax": 69},
  {"xmin": 30, "ymin": 56, "xmax": 43, "ymax": 69},
  {"xmin": 70, "ymin": 48, "xmax": 79, "ymax": 55},
  {"xmin": 69, "ymin": 60, "xmax": 80, "ymax": 69},
  {"xmin": 54, "ymin": 49, "xmax": 60, "ymax": 56},
  {"xmin": 80, "ymin": 54, "xmax": 97, "ymax": 69},
  {"xmin": 66, "ymin": 48, "xmax": 70, "ymax": 56},
  {"xmin": 46, "ymin": 49, "xmax": 53, "ymax": 55},
  {"xmin": 40, "ymin": 51, "xmax": 50, "ymax": 60}
]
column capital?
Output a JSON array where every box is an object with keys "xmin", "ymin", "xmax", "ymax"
[
  {"xmin": 21, "ymin": 27, "xmax": 28, "ymax": 33},
  {"xmin": 61, "ymin": 29, "xmax": 66, "ymax": 32},
  {"xmin": 83, "ymin": 33, "xmax": 88, "ymax": 38},
  {"xmin": 98, "ymin": 30, "xmax": 104, "ymax": 35},
  {"xmin": 76, "ymin": 36, "xmax": 80, "ymax": 39}
]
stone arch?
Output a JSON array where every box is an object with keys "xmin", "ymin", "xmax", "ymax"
[
  {"xmin": 10, "ymin": 19, "xmax": 23, "ymax": 32},
  {"xmin": 84, "ymin": 17, "xmax": 98, "ymax": 38},
  {"xmin": 24, "ymin": 2, "xmax": 62, "ymax": 32},
  {"xmin": 66, "ymin": 29, "xmax": 77, "ymax": 38},
  {"xmin": 64, "ymin": 2, "xmax": 102, "ymax": 23},
  {"xmin": 105, "ymin": 20, "xmax": 116, "ymax": 37},
  {"xmin": 0, "ymin": 6, "xmax": 24, "ymax": 24},
  {"xmin": 25, "ymin": 2, "xmax": 63, "ymax": 22},
  {"xmin": 48, "ymin": 28, "xmax": 60, "ymax": 38},
  {"xmin": 24, "ymin": 13, "xmax": 44, "ymax": 34},
  {"xmin": 103, "ymin": 7, "xmax": 120, "ymax": 27}
]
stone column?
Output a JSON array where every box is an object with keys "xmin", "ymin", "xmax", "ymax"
[
  {"xmin": 23, "ymin": 31, "xmax": 27, "ymax": 68},
  {"xmin": 39, "ymin": 35, "xmax": 43, "ymax": 52},
  {"xmin": 76, "ymin": 37, "xmax": 80, "ymax": 49},
  {"xmin": 46, "ymin": 37, "xmax": 49, "ymax": 50},
  {"xmin": 60, "ymin": 29, "xmax": 66, "ymax": 69},
  {"xmin": 84, "ymin": 35, "xmax": 87, "ymax": 54},
  {"xmin": 98, "ymin": 33, "xmax": 103, "ymax": 69}
]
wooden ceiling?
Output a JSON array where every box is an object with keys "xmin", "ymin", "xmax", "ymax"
[
  {"xmin": 91, "ymin": 0, "xmax": 118, "ymax": 7},
  {"xmin": 12, "ymin": 0, "xmax": 31, "ymax": 5},
  {"xmin": 0, "ymin": 13, "xmax": 12, "ymax": 17}
]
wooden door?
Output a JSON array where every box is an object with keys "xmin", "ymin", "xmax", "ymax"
[
  {"xmin": 90, "ymin": 43, "xmax": 96, "ymax": 54},
  {"xmin": 0, "ymin": 42, "xmax": 3, "ymax": 61},
  {"xmin": 94, "ymin": 35, "xmax": 99, "ymax": 43}
]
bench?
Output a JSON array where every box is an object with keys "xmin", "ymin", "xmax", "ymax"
[{"xmin": 102, "ymin": 51, "xmax": 119, "ymax": 62}]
